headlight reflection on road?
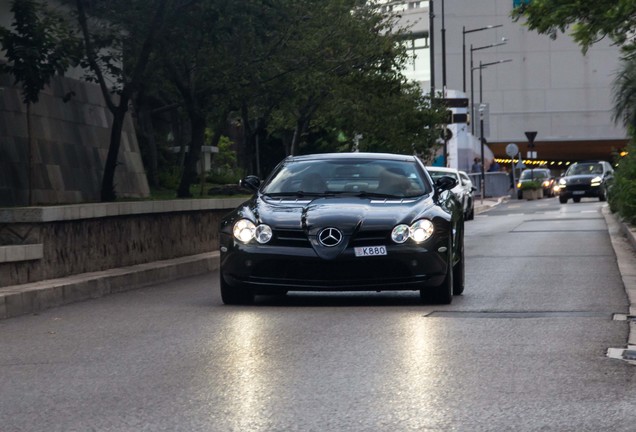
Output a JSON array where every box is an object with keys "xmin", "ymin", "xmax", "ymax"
[
  {"xmin": 389, "ymin": 316, "xmax": 451, "ymax": 428},
  {"xmin": 214, "ymin": 312, "xmax": 271, "ymax": 430}
]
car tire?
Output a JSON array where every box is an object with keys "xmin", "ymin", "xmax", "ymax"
[
  {"xmin": 452, "ymin": 224, "xmax": 465, "ymax": 295},
  {"xmin": 599, "ymin": 187, "xmax": 607, "ymax": 202},
  {"xmin": 573, "ymin": 196, "xmax": 581, "ymax": 203},
  {"xmin": 420, "ymin": 238, "xmax": 453, "ymax": 305},
  {"xmin": 559, "ymin": 195, "xmax": 568, "ymax": 204},
  {"xmin": 220, "ymin": 274, "xmax": 254, "ymax": 305}
]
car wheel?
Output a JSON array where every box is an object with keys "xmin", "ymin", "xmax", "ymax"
[
  {"xmin": 452, "ymin": 224, "xmax": 465, "ymax": 295},
  {"xmin": 559, "ymin": 195, "xmax": 568, "ymax": 204},
  {"xmin": 517, "ymin": 191, "xmax": 522, "ymax": 199},
  {"xmin": 220, "ymin": 273, "xmax": 254, "ymax": 305},
  {"xmin": 599, "ymin": 187, "xmax": 607, "ymax": 202},
  {"xmin": 420, "ymin": 238, "xmax": 453, "ymax": 305},
  {"xmin": 573, "ymin": 196, "xmax": 581, "ymax": 203},
  {"xmin": 467, "ymin": 203, "xmax": 475, "ymax": 221}
]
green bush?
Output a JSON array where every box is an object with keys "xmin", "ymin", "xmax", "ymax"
[
  {"xmin": 519, "ymin": 180, "xmax": 542, "ymax": 190},
  {"xmin": 609, "ymin": 142, "xmax": 636, "ymax": 224}
]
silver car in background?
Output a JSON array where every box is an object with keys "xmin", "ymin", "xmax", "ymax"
[{"xmin": 426, "ymin": 166, "xmax": 476, "ymax": 220}]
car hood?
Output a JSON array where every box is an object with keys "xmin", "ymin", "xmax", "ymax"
[
  {"xmin": 252, "ymin": 195, "xmax": 434, "ymax": 235},
  {"xmin": 562, "ymin": 174, "xmax": 599, "ymax": 183}
]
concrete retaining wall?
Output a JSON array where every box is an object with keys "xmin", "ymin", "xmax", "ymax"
[{"xmin": 0, "ymin": 198, "xmax": 246, "ymax": 288}]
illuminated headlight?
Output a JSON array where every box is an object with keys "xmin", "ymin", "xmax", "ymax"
[
  {"xmin": 516, "ymin": 182, "xmax": 521, "ymax": 189},
  {"xmin": 542, "ymin": 180, "xmax": 550, "ymax": 188},
  {"xmin": 391, "ymin": 224, "xmax": 410, "ymax": 243},
  {"xmin": 409, "ymin": 219, "xmax": 435, "ymax": 243},
  {"xmin": 233, "ymin": 219, "xmax": 272, "ymax": 244},
  {"xmin": 591, "ymin": 176, "xmax": 602, "ymax": 186},
  {"xmin": 558, "ymin": 178, "xmax": 567, "ymax": 186}
]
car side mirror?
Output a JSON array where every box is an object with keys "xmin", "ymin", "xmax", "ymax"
[
  {"xmin": 239, "ymin": 175, "xmax": 261, "ymax": 192},
  {"xmin": 435, "ymin": 175, "xmax": 458, "ymax": 192}
]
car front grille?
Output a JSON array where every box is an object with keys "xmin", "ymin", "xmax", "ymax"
[{"xmin": 251, "ymin": 258, "xmax": 417, "ymax": 284}]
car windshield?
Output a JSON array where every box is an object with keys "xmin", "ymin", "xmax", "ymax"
[
  {"xmin": 262, "ymin": 158, "xmax": 431, "ymax": 198},
  {"xmin": 520, "ymin": 170, "xmax": 548, "ymax": 180},
  {"xmin": 566, "ymin": 163, "xmax": 603, "ymax": 175},
  {"xmin": 427, "ymin": 170, "xmax": 460, "ymax": 184}
]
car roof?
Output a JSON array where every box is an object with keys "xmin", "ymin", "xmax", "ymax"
[
  {"xmin": 287, "ymin": 152, "xmax": 418, "ymax": 163},
  {"xmin": 570, "ymin": 160, "xmax": 607, "ymax": 164}
]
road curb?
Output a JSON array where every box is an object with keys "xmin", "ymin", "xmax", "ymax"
[
  {"xmin": 601, "ymin": 206, "xmax": 636, "ymax": 362},
  {"xmin": 0, "ymin": 251, "xmax": 220, "ymax": 320}
]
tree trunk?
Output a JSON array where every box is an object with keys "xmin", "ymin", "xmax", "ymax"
[
  {"xmin": 26, "ymin": 102, "xmax": 33, "ymax": 206},
  {"xmin": 101, "ymin": 104, "xmax": 128, "ymax": 202},
  {"xmin": 177, "ymin": 113, "xmax": 206, "ymax": 198}
]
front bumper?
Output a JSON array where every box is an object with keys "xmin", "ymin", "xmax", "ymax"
[
  {"xmin": 559, "ymin": 184, "xmax": 601, "ymax": 199},
  {"xmin": 220, "ymin": 238, "xmax": 449, "ymax": 292}
]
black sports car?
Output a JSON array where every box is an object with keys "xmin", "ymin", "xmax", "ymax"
[
  {"xmin": 219, "ymin": 153, "xmax": 465, "ymax": 305},
  {"xmin": 557, "ymin": 160, "xmax": 614, "ymax": 203}
]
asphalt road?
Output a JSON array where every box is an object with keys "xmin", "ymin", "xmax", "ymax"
[{"xmin": 1, "ymin": 196, "xmax": 635, "ymax": 432}]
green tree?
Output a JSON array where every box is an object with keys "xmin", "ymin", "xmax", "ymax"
[
  {"xmin": 512, "ymin": 0, "xmax": 636, "ymax": 54},
  {"xmin": 0, "ymin": 0, "xmax": 79, "ymax": 205},
  {"xmin": 72, "ymin": 0, "xmax": 171, "ymax": 202}
]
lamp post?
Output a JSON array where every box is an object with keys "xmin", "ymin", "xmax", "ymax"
[
  {"xmin": 469, "ymin": 40, "xmax": 507, "ymax": 134},
  {"xmin": 441, "ymin": 0, "xmax": 447, "ymax": 90},
  {"xmin": 472, "ymin": 59, "xmax": 513, "ymax": 201},
  {"xmin": 462, "ymin": 24, "xmax": 502, "ymax": 92}
]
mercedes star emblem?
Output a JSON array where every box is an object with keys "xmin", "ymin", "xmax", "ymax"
[{"xmin": 318, "ymin": 227, "xmax": 343, "ymax": 247}]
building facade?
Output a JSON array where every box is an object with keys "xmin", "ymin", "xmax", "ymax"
[{"xmin": 385, "ymin": 0, "xmax": 627, "ymax": 172}]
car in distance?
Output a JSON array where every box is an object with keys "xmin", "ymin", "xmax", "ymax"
[
  {"xmin": 516, "ymin": 168, "xmax": 555, "ymax": 199},
  {"xmin": 426, "ymin": 166, "xmax": 476, "ymax": 220},
  {"xmin": 219, "ymin": 152, "xmax": 465, "ymax": 305},
  {"xmin": 557, "ymin": 160, "xmax": 614, "ymax": 203}
]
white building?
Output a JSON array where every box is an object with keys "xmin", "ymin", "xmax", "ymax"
[{"xmin": 381, "ymin": 0, "xmax": 627, "ymax": 172}]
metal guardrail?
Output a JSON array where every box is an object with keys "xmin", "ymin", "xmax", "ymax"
[{"xmin": 468, "ymin": 172, "xmax": 511, "ymax": 198}]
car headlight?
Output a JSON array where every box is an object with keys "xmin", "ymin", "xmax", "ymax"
[
  {"xmin": 542, "ymin": 180, "xmax": 550, "ymax": 188},
  {"xmin": 410, "ymin": 219, "xmax": 434, "ymax": 242},
  {"xmin": 392, "ymin": 220, "xmax": 435, "ymax": 244},
  {"xmin": 558, "ymin": 178, "xmax": 566, "ymax": 186},
  {"xmin": 233, "ymin": 219, "xmax": 272, "ymax": 244},
  {"xmin": 391, "ymin": 224, "xmax": 410, "ymax": 243},
  {"xmin": 591, "ymin": 176, "xmax": 602, "ymax": 186}
]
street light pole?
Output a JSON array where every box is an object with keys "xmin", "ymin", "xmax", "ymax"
[
  {"xmin": 472, "ymin": 59, "xmax": 513, "ymax": 200},
  {"xmin": 441, "ymin": 0, "xmax": 447, "ymax": 90},
  {"xmin": 479, "ymin": 103, "xmax": 486, "ymax": 204},
  {"xmin": 469, "ymin": 39, "xmax": 507, "ymax": 134},
  {"xmin": 429, "ymin": 0, "xmax": 435, "ymax": 96},
  {"xmin": 462, "ymin": 24, "xmax": 503, "ymax": 92}
]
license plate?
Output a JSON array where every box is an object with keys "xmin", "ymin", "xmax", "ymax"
[
  {"xmin": 573, "ymin": 191, "xmax": 585, "ymax": 195},
  {"xmin": 354, "ymin": 246, "xmax": 387, "ymax": 257}
]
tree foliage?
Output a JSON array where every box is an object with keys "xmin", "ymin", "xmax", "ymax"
[
  {"xmin": 0, "ymin": 0, "xmax": 79, "ymax": 104},
  {"xmin": 512, "ymin": 0, "xmax": 636, "ymax": 55},
  {"xmin": 3, "ymin": 0, "xmax": 448, "ymax": 201}
]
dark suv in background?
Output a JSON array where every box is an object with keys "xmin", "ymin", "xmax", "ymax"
[{"xmin": 556, "ymin": 160, "xmax": 614, "ymax": 203}]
